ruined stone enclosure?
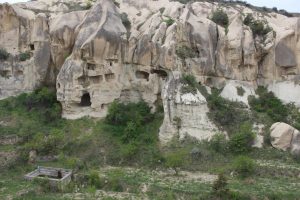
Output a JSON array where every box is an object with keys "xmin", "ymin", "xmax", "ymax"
[{"xmin": 24, "ymin": 166, "xmax": 72, "ymax": 189}]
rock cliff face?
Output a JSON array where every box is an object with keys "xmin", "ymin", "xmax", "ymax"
[{"xmin": 1, "ymin": 0, "xmax": 300, "ymax": 142}]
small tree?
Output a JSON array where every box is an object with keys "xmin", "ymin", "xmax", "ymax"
[
  {"xmin": 211, "ymin": 9, "xmax": 229, "ymax": 27},
  {"xmin": 228, "ymin": 123, "xmax": 255, "ymax": 154},
  {"xmin": 232, "ymin": 156, "xmax": 256, "ymax": 178}
]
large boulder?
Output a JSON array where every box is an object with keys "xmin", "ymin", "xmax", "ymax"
[{"xmin": 270, "ymin": 122, "xmax": 300, "ymax": 156}]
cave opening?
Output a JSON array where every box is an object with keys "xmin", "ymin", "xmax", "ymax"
[
  {"xmin": 151, "ymin": 69, "xmax": 168, "ymax": 80},
  {"xmin": 30, "ymin": 44, "xmax": 35, "ymax": 51},
  {"xmin": 80, "ymin": 93, "xmax": 91, "ymax": 107}
]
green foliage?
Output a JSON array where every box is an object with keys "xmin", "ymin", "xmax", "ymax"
[
  {"xmin": 120, "ymin": 13, "xmax": 131, "ymax": 29},
  {"xmin": 176, "ymin": 45, "xmax": 197, "ymax": 60},
  {"xmin": 103, "ymin": 100, "xmax": 163, "ymax": 165},
  {"xmin": 85, "ymin": 1, "xmax": 92, "ymax": 10},
  {"xmin": 243, "ymin": 14, "xmax": 272, "ymax": 37},
  {"xmin": 228, "ymin": 123, "xmax": 255, "ymax": 154},
  {"xmin": 207, "ymin": 91, "xmax": 250, "ymax": 134},
  {"xmin": 209, "ymin": 133, "xmax": 228, "ymax": 153},
  {"xmin": 19, "ymin": 51, "xmax": 31, "ymax": 61},
  {"xmin": 236, "ymin": 86, "xmax": 245, "ymax": 96},
  {"xmin": 180, "ymin": 74, "xmax": 198, "ymax": 94},
  {"xmin": 232, "ymin": 156, "xmax": 256, "ymax": 178},
  {"xmin": 0, "ymin": 48, "xmax": 10, "ymax": 61},
  {"xmin": 33, "ymin": 178, "xmax": 58, "ymax": 193},
  {"xmin": 211, "ymin": 9, "xmax": 229, "ymax": 27},
  {"xmin": 88, "ymin": 170, "xmax": 103, "ymax": 189},
  {"xmin": 212, "ymin": 173, "xmax": 229, "ymax": 198},
  {"xmin": 249, "ymin": 86, "xmax": 288, "ymax": 122},
  {"xmin": 164, "ymin": 17, "xmax": 175, "ymax": 27},
  {"xmin": 106, "ymin": 101, "xmax": 152, "ymax": 126},
  {"xmin": 164, "ymin": 149, "xmax": 188, "ymax": 175}
]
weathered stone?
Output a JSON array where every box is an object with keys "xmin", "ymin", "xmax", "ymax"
[
  {"xmin": 270, "ymin": 122, "xmax": 300, "ymax": 156},
  {"xmin": 2, "ymin": 0, "xmax": 300, "ymax": 143}
]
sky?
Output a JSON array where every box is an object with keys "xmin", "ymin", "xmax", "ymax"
[{"xmin": 1, "ymin": 0, "xmax": 300, "ymax": 13}]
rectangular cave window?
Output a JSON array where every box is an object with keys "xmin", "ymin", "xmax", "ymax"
[
  {"xmin": 80, "ymin": 93, "xmax": 91, "ymax": 107},
  {"xmin": 30, "ymin": 44, "xmax": 35, "ymax": 51},
  {"xmin": 105, "ymin": 73, "xmax": 115, "ymax": 82},
  {"xmin": 87, "ymin": 63, "xmax": 96, "ymax": 70},
  {"xmin": 136, "ymin": 71, "xmax": 150, "ymax": 81},
  {"xmin": 90, "ymin": 75, "xmax": 103, "ymax": 84}
]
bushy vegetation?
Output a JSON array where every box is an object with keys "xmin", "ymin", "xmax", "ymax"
[
  {"xmin": 211, "ymin": 9, "xmax": 229, "ymax": 28},
  {"xmin": 19, "ymin": 51, "xmax": 31, "ymax": 61},
  {"xmin": 176, "ymin": 45, "xmax": 198, "ymax": 60},
  {"xmin": 209, "ymin": 133, "xmax": 227, "ymax": 153},
  {"xmin": 164, "ymin": 149, "xmax": 189, "ymax": 175},
  {"xmin": 243, "ymin": 14, "xmax": 272, "ymax": 37},
  {"xmin": 228, "ymin": 123, "xmax": 255, "ymax": 154},
  {"xmin": 180, "ymin": 74, "xmax": 198, "ymax": 94},
  {"xmin": 249, "ymin": 86, "xmax": 288, "ymax": 122},
  {"xmin": 0, "ymin": 48, "xmax": 10, "ymax": 61},
  {"xmin": 232, "ymin": 156, "xmax": 256, "ymax": 178},
  {"xmin": 207, "ymin": 90, "xmax": 250, "ymax": 134},
  {"xmin": 2, "ymin": 86, "xmax": 300, "ymax": 199},
  {"xmin": 164, "ymin": 17, "xmax": 175, "ymax": 27}
]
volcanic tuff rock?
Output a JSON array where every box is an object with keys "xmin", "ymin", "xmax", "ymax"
[
  {"xmin": 270, "ymin": 122, "xmax": 300, "ymax": 156},
  {"xmin": 1, "ymin": 0, "xmax": 300, "ymax": 142}
]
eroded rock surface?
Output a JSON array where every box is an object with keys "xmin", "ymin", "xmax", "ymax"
[
  {"xmin": 270, "ymin": 122, "xmax": 300, "ymax": 156},
  {"xmin": 1, "ymin": 0, "xmax": 300, "ymax": 142}
]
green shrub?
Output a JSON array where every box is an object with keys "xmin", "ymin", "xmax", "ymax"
[
  {"xmin": 85, "ymin": 0, "xmax": 92, "ymax": 10},
  {"xmin": 249, "ymin": 86, "xmax": 288, "ymax": 122},
  {"xmin": 122, "ymin": 121, "xmax": 139, "ymax": 143},
  {"xmin": 243, "ymin": 13, "xmax": 254, "ymax": 26},
  {"xmin": 164, "ymin": 17, "xmax": 175, "ymax": 27},
  {"xmin": 243, "ymin": 14, "xmax": 272, "ymax": 37},
  {"xmin": 180, "ymin": 74, "xmax": 198, "ymax": 94},
  {"xmin": 105, "ymin": 169, "xmax": 125, "ymax": 192},
  {"xmin": 19, "ymin": 51, "xmax": 31, "ymax": 61},
  {"xmin": 228, "ymin": 123, "xmax": 255, "ymax": 154},
  {"xmin": 88, "ymin": 170, "xmax": 103, "ymax": 189},
  {"xmin": 164, "ymin": 150, "xmax": 188, "ymax": 175},
  {"xmin": 232, "ymin": 156, "xmax": 256, "ymax": 178},
  {"xmin": 0, "ymin": 48, "xmax": 10, "ymax": 61},
  {"xmin": 176, "ymin": 45, "xmax": 197, "ymax": 60},
  {"xmin": 105, "ymin": 101, "xmax": 152, "ymax": 126},
  {"xmin": 207, "ymin": 91, "xmax": 250, "ymax": 134},
  {"xmin": 209, "ymin": 133, "xmax": 228, "ymax": 153},
  {"xmin": 212, "ymin": 173, "xmax": 229, "ymax": 198},
  {"xmin": 211, "ymin": 9, "xmax": 229, "ymax": 27}
]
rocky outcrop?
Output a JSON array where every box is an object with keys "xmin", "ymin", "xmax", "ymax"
[
  {"xmin": 159, "ymin": 73, "xmax": 218, "ymax": 142},
  {"xmin": 1, "ymin": 0, "xmax": 300, "ymax": 142},
  {"xmin": 270, "ymin": 122, "xmax": 300, "ymax": 156}
]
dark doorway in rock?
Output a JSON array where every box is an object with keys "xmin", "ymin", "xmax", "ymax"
[
  {"xmin": 80, "ymin": 93, "xmax": 91, "ymax": 107},
  {"xmin": 151, "ymin": 69, "xmax": 168, "ymax": 79},
  {"xmin": 30, "ymin": 44, "xmax": 35, "ymax": 51}
]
